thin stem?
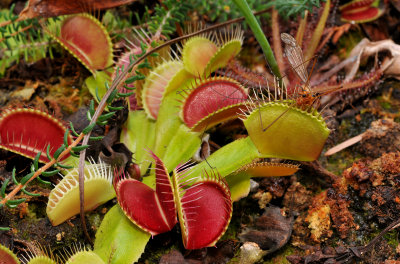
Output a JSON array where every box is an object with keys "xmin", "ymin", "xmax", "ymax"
[
  {"xmin": 271, "ymin": 8, "xmax": 284, "ymax": 74},
  {"xmin": 232, "ymin": 0, "xmax": 281, "ymax": 78},
  {"xmin": 0, "ymin": 24, "xmax": 33, "ymax": 43}
]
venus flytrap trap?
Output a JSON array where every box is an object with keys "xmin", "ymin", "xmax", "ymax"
[
  {"xmin": 20, "ymin": 243, "xmax": 58, "ymax": 264},
  {"xmin": 0, "ymin": 108, "xmax": 73, "ymax": 162},
  {"xmin": 46, "ymin": 160, "xmax": 115, "ymax": 226},
  {"xmin": 179, "ymin": 76, "xmax": 248, "ymax": 132},
  {"xmin": 181, "ymin": 26, "xmax": 244, "ymax": 77},
  {"xmin": 119, "ymin": 27, "xmax": 245, "ymax": 173},
  {"xmin": 340, "ymin": 0, "xmax": 384, "ymax": 23},
  {"xmin": 0, "ymin": 243, "xmax": 19, "ymax": 264},
  {"xmin": 243, "ymin": 100, "xmax": 330, "ymax": 161},
  {"xmin": 114, "ymin": 151, "xmax": 232, "ymax": 249},
  {"xmin": 45, "ymin": 13, "xmax": 113, "ymax": 74},
  {"xmin": 142, "ymin": 60, "xmax": 184, "ymax": 119},
  {"xmin": 236, "ymin": 160, "xmax": 300, "ymax": 177}
]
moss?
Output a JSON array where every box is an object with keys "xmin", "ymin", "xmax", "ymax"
[
  {"xmin": 263, "ymin": 245, "xmax": 296, "ymax": 264},
  {"xmin": 383, "ymin": 230, "xmax": 399, "ymax": 249}
]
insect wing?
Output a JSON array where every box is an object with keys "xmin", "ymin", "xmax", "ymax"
[{"xmin": 281, "ymin": 33, "xmax": 309, "ymax": 85}]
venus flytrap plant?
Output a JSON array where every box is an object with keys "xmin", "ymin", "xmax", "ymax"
[{"xmin": 0, "ymin": 5, "xmax": 323, "ymax": 263}]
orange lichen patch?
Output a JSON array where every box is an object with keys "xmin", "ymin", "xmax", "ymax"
[
  {"xmin": 325, "ymin": 190, "xmax": 356, "ymax": 239},
  {"xmin": 238, "ymin": 161, "xmax": 299, "ymax": 177},
  {"xmin": 343, "ymin": 159, "xmax": 384, "ymax": 195},
  {"xmin": 372, "ymin": 152, "xmax": 400, "ymax": 175},
  {"xmin": 305, "ymin": 190, "xmax": 333, "ymax": 243}
]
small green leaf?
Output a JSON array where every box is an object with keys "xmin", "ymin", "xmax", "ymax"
[
  {"xmin": 64, "ymin": 129, "xmax": 70, "ymax": 146},
  {"xmin": 71, "ymin": 145, "xmax": 90, "ymax": 152},
  {"xmin": 89, "ymin": 136, "xmax": 104, "ymax": 141},
  {"xmin": 20, "ymin": 172, "xmax": 35, "ymax": 185},
  {"xmin": 41, "ymin": 169, "xmax": 60, "ymax": 177},
  {"xmin": 125, "ymin": 75, "xmax": 144, "ymax": 84},
  {"xmin": 108, "ymin": 105, "xmax": 124, "ymax": 111},
  {"xmin": 21, "ymin": 187, "xmax": 41, "ymax": 197},
  {"xmin": 96, "ymin": 121, "xmax": 108, "ymax": 126},
  {"xmin": 1, "ymin": 179, "xmax": 9, "ymax": 198},
  {"xmin": 11, "ymin": 168, "xmax": 18, "ymax": 185},
  {"xmin": 69, "ymin": 151, "xmax": 80, "ymax": 158},
  {"xmin": 117, "ymin": 92, "xmax": 134, "ymax": 98},
  {"xmin": 53, "ymin": 145, "xmax": 66, "ymax": 159},
  {"xmin": 36, "ymin": 176, "xmax": 51, "ymax": 185},
  {"xmin": 6, "ymin": 198, "xmax": 26, "ymax": 206},
  {"xmin": 89, "ymin": 100, "xmax": 95, "ymax": 116},
  {"xmin": 56, "ymin": 162, "xmax": 74, "ymax": 169},
  {"xmin": 33, "ymin": 151, "xmax": 41, "ymax": 170},
  {"xmin": 98, "ymin": 112, "xmax": 115, "ymax": 122},
  {"xmin": 46, "ymin": 144, "xmax": 53, "ymax": 161},
  {"xmin": 95, "ymin": 86, "xmax": 102, "ymax": 102},
  {"xmin": 83, "ymin": 123, "xmax": 96, "ymax": 134},
  {"xmin": 69, "ymin": 122, "xmax": 80, "ymax": 137},
  {"xmin": 123, "ymin": 85, "xmax": 134, "ymax": 91}
]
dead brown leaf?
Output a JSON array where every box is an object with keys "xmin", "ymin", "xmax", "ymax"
[{"xmin": 19, "ymin": 0, "xmax": 137, "ymax": 20}]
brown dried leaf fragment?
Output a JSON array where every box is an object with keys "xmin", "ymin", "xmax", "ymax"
[
  {"xmin": 19, "ymin": 0, "xmax": 137, "ymax": 20},
  {"xmin": 239, "ymin": 206, "xmax": 293, "ymax": 254}
]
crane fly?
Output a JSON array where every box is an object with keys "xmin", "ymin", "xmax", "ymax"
[
  {"xmin": 260, "ymin": 33, "xmax": 320, "ymax": 132},
  {"xmin": 280, "ymin": 32, "xmax": 320, "ymax": 108}
]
